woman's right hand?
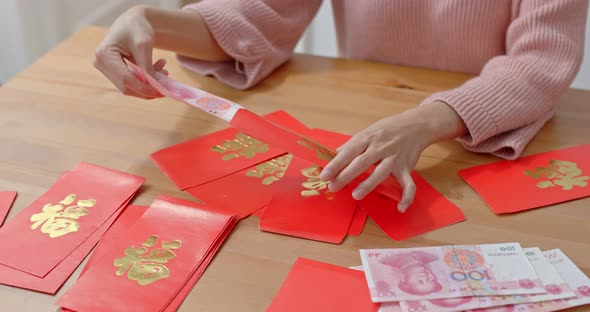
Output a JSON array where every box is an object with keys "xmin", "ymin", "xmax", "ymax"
[{"xmin": 94, "ymin": 6, "xmax": 166, "ymax": 99}]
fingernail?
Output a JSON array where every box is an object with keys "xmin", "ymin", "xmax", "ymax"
[
  {"xmin": 398, "ymin": 202, "xmax": 408, "ymax": 213},
  {"xmin": 328, "ymin": 183, "xmax": 338, "ymax": 192},
  {"xmin": 352, "ymin": 188, "xmax": 365, "ymax": 200},
  {"xmin": 320, "ymin": 169, "xmax": 333, "ymax": 181}
]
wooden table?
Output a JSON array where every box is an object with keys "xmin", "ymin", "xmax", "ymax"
[{"xmin": 1, "ymin": 27, "xmax": 589, "ymax": 311}]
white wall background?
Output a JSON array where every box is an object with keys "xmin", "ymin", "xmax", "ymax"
[{"xmin": 1, "ymin": 0, "xmax": 590, "ymax": 89}]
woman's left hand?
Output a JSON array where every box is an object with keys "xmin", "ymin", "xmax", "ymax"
[{"xmin": 319, "ymin": 101, "xmax": 467, "ymax": 212}]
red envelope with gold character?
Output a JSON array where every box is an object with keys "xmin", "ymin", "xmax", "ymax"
[
  {"xmin": 0, "ymin": 191, "xmax": 17, "ymax": 227},
  {"xmin": 359, "ymin": 172, "xmax": 465, "ymax": 241},
  {"xmin": 57, "ymin": 195, "xmax": 235, "ymax": 312},
  {"xmin": 0, "ymin": 163, "xmax": 144, "ymax": 277},
  {"xmin": 267, "ymin": 258, "xmax": 379, "ymax": 312},
  {"xmin": 459, "ymin": 144, "xmax": 590, "ymax": 213},
  {"xmin": 259, "ymin": 157, "xmax": 357, "ymax": 244},
  {"xmin": 76, "ymin": 204, "xmax": 236, "ymax": 312},
  {"xmin": 150, "ymin": 111, "xmax": 305, "ymax": 192},
  {"xmin": 186, "ymin": 153, "xmax": 294, "ymax": 219},
  {"xmin": 0, "ymin": 202, "xmax": 132, "ymax": 293},
  {"xmin": 185, "ymin": 111, "xmax": 313, "ymax": 219}
]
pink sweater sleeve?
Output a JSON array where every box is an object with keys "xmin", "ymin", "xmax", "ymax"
[
  {"xmin": 421, "ymin": 0, "xmax": 588, "ymax": 160},
  {"xmin": 178, "ymin": 0, "xmax": 322, "ymax": 89}
]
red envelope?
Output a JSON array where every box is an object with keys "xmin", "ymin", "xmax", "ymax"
[
  {"xmin": 76, "ymin": 204, "xmax": 234, "ymax": 312},
  {"xmin": 310, "ymin": 128, "xmax": 352, "ymax": 149},
  {"xmin": 57, "ymin": 195, "xmax": 235, "ymax": 312},
  {"xmin": 459, "ymin": 144, "xmax": 590, "ymax": 213},
  {"xmin": 348, "ymin": 207, "xmax": 368, "ymax": 236},
  {"xmin": 0, "ymin": 191, "xmax": 17, "ymax": 227},
  {"xmin": 267, "ymin": 258, "xmax": 379, "ymax": 312},
  {"xmin": 150, "ymin": 111, "xmax": 306, "ymax": 192},
  {"xmin": 0, "ymin": 163, "xmax": 145, "ymax": 277},
  {"xmin": 231, "ymin": 109, "xmax": 402, "ymax": 201},
  {"xmin": 185, "ymin": 112, "xmax": 312, "ymax": 219},
  {"xmin": 185, "ymin": 154, "xmax": 293, "ymax": 219},
  {"xmin": 259, "ymin": 157, "xmax": 357, "ymax": 244},
  {"xmin": 163, "ymin": 217, "xmax": 237, "ymax": 311},
  {"xmin": 308, "ymin": 129, "xmax": 369, "ymax": 236},
  {"xmin": 358, "ymin": 172, "xmax": 466, "ymax": 241},
  {"xmin": 80, "ymin": 205, "xmax": 149, "ymax": 275},
  {"xmin": 0, "ymin": 202, "xmax": 132, "ymax": 294}
]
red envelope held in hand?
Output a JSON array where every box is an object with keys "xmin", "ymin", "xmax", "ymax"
[{"xmin": 259, "ymin": 157, "xmax": 357, "ymax": 244}]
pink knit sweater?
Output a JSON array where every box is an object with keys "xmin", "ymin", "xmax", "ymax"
[{"xmin": 179, "ymin": 0, "xmax": 588, "ymax": 159}]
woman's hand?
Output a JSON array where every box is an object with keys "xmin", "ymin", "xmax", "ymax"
[
  {"xmin": 320, "ymin": 101, "xmax": 467, "ymax": 212},
  {"xmin": 94, "ymin": 6, "xmax": 165, "ymax": 99},
  {"xmin": 94, "ymin": 5, "xmax": 231, "ymax": 99}
]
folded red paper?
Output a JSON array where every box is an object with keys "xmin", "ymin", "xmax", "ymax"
[
  {"xmin": 0, "ymin": 163, "xmax": 144, "ymax": 277},
  {"xmin": 0, "ymin": 191, "xmax": 17, "ymax": 227},
  {"xmin": 359, "ymin": 172, "xmax": 466, "ymax": 241},
  {"xmin": 459, "ymin": 144, "xmax": 590, "ymax": 213},
  {"xmin": 57, "ymin": 195, "xmax": 235, "ymax": 312},
  {"xmin": 267, "ymin": 258, "xmax": 379, "ymax": 312},
  {"xmin": 259, "ymin": 157, "xmax": 357, "ymax": 244}
]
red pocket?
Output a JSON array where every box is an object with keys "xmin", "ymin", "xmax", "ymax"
[
  {"xmin": 459, "ymin": 144, "xmax": 590, "ymax": 213},
  {"xmin": 57, "ymin": 195, "xmax": 235, "ymax": 312},
  {"xmin": 186, "ymin": 154, "xmax": 293, "ymax": 219},
  {"xmin": 348, "ymin": 207, "xmax": 368, "ymax": 236},
  {"xmin": 359, "ymin": 172, "xmax": 465, "ymax": 241},
  {"xmin": 259, "ymin": 157, "xmax": 357, "ymax": 244},
  {"xmin": 267, "ymin": 258, "xmax": 379, "ymax": 312},
  {"xmin": 311, "ymin": 128, "xmax": 351, "ymax": 149},
  {"xmin": 0, "ymin": 191, "xmax": 17, "ymax": 227},
  {"xmin": 151, "ymin": 127, "xmax": 285, "ymax": 190},
  {"xmin": 0, "ymin": 203, "xmax": 130, "ymax": 293},
  {"xmin": 0, "ymin": 163, "xmax": 144, "ymax": 277}
]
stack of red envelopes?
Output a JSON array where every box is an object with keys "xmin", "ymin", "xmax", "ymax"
[
  {"xmin": 151, "ymin": 111, "xmax": 466, "ymax": 244},
  {"xmin": 57, "ymin": 195, "xmax": 236, "ymax": 312},
  {"xmin": 0, "ymin": 163, "xmax": 144, "ymax": 294}
]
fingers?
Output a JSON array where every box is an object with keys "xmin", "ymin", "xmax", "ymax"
[
  {"xmin": 130, "ymin": 36, "xmax": 155, "ymax": 76},
  {"xmin": 154, "ymin": 58, "xmax": 167, "ymax": 71},
  {"xmin": 352, "ymin": 157, "xmax": 394, "ymax": 200},
  {"xmin": 320, "ymin": 139, "xmax": 368, "ymax": 182},
  {"xmin": 393, "ymin": 170, "xmax": 416, "ymax": 213},
  {"xmin": 94, "ymin": 48, "xmax": 161, "ymax": 98},
  {"xmin": 329, "ymin": 149, "xmax": 378, "ymax": 192}
]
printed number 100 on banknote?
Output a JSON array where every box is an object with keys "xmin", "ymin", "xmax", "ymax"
[{"xmin": 360, "ymin": 243, "xmax": 546, "ymax": 302}]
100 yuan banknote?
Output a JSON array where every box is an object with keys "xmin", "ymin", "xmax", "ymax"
[{"xmin": 360, "ymin": 243, "xmax": 546, "ymax": 302}]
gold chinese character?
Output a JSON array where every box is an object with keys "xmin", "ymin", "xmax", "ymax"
[
  {"xmin": 30, "ymin": 194, "xmax": 96, "ymax": 238},
  {"xmin": 297, "ymin": 137, "xmax": 336, "ymax": 161},
  {"xmin": 113, "ymin": 235, "xmax": 182, "ymax": 286},
  {"xmin": 524, "ymin": 160, "xmax": 589, "ymax": 190},
  {"xmin": 301, "ymin": 164, "xmax": 336, "ymax": 200},
  {"xmin": 210, "ymin": 132, "xmax": 269, "ymax": 160},
  {"xmin": 245, "ymin": 154, "xmax": 293, "ymax": 185}
]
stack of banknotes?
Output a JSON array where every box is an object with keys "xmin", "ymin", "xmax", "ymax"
[{"xmin": 359, "ymin": 243, "xmax": 590, "ymax": 312}]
